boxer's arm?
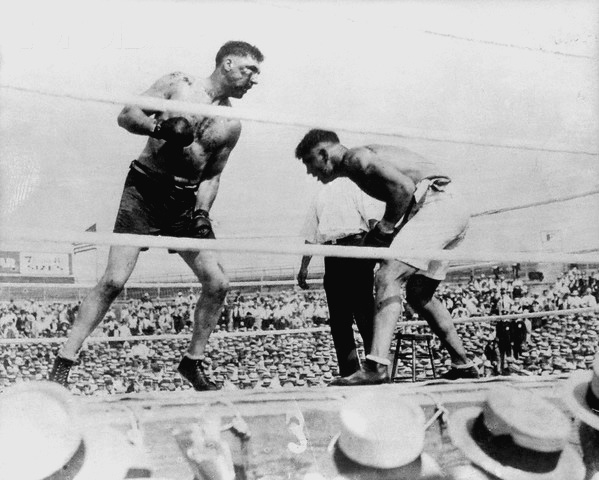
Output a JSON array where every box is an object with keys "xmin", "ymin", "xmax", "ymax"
[
  {"xmin": 195, "ymin": 124, "xmax": 241, "ymax": 211},
  {"xmin": 345, "ymin": 148, "xmax": 416, "ymax": 233},
  {"xmin": 374, "ymin": 170, "xmax": 415, "ymax": 233},
  {"xmin": 117, "ymin": 72, "xmax": 185, "ymax": 135},
  {"xmin": 297, "ymin": 245, "xmax": 312, "ymax": 290}
]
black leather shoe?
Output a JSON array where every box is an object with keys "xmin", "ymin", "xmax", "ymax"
[
  {"xmin": 177, "ymin": 356, "xmax": 218, "ymax": 391},
  {"xmin": 329, "ymin": 359, "xmax": 390, "ymax": 386},
  {"xmin": 441, "ymin": 365, "xmax": 479, "ymax": 380},
  {"xmin": 49, "ymin": 356, "xmax": 75, "ymax": 387},
  {"xmin": 338, "ymin": 354, "xmax": 360, "ymax": 378}
]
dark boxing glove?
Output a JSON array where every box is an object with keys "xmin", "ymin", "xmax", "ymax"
[
  {"xmin": 191, "ymin": 209, "xmax": 215, "ymax": 239},
  {"xmin": 151, "ymin": 117, "xmax": 194, "ymax": 147},
  {"xmin": 362, "ymin": 222, "xmax": 395, "ymax": 248}
]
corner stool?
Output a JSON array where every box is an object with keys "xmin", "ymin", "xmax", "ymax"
[{"xmin": 391, "ymin": 332, "xmax": 437, "ymax": 382}]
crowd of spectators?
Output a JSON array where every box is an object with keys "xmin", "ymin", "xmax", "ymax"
[
  {"xmin": 0, "ymin": 332, "xmax": 339, "ymax": 395},
  {"xmin": 405, "ymin": 266, "xmax": 599, "ymax": 376},
  {"xmin": 0, "ymin": 289, "xmax": 330, "ymax": 340},
  {"xmin": 433, "ymin": 267, "xmax": 598, "ymax": 320},
  {"xmin": 0, "ymin": 267, "xmax": 598, "ymax": 394}
]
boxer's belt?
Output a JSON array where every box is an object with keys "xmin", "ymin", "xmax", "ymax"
[
  {"xmin": 323, "ymin": 233, "xmax": 365, "ymax": 245},
  {"xmin": 130, "ymin": 160, "xmax": 200, "ymax": 191}
]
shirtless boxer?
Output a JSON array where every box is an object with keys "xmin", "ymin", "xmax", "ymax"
[
  {"xmin": 50, "ymin": 41, "xmax": 264, "ymax": 391},
  {"xmin": 295, "ymin": 130, "xmax": 478, "ymax": 385}
]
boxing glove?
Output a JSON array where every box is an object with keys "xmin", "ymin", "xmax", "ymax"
[
  {"xmin": 191, "ymin": 209, "xmax": 215, "ymax": 239},
  {"xmin": 362, "ymin": 222, "xmax": 395, "ymax": 248},
  {"xmin": 151, "ymin": 117, "xmax": 194, "ymax": 147}
]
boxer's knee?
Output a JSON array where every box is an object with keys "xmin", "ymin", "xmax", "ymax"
[
  {"xmin": 374, "ymin": 261, "xmax": 411, "ymax": 291},
  {"xmin": 97, "ymin": 277, "xmax": 126, "ymax": 299},
  {"xmin": 405, "ymin": 275, "xmax": 440, "ymax": 311},
  {"xmin": 201, "ymin": 270, "xmax": 229, "ymax": 300}
]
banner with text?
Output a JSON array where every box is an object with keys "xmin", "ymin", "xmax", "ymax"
[
  {"xmin": 0, "ymin": 251, "xmax": 72, "ymax": 276},
  {"xmin": 19, "ymin": 252, "xmax": 72, "ymax": 276}
]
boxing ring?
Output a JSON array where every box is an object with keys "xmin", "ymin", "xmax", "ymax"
[
  {"xmin": 1, "ymin": 33, "xmax": 599, "ymax": 477},
  {"xmin": 70, "ymin": 378, "xmax": 587, "ymax": 480}
]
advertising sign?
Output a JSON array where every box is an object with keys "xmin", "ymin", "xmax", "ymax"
[{"xmin": 19, "ymin": 252, "xmax": 72, "ymax": 276}]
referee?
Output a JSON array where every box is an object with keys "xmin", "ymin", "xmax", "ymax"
[{"xmin": 297, "ymin": 178, "xmax": 384, "ymax": 377}]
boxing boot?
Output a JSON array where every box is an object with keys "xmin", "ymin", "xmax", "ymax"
[
  {"xmin": 49, "ymin": 356, "xmax": 75, "ymax": 387},
  {"xmin": 441, "ymin": 364, "xmax": 480, "ymax": 380},
  {"xmin": 177, "ymin": 355, "xmax": 218, "ymax": 391}
]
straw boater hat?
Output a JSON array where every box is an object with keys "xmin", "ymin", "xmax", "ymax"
[
  {"xmin": 0, "ymin": 382, "xmax": 135, "ymax": 480},
  {"xmin": 331, "ymin": 391, "xmax": 442, "ymax": 479},
  {"xmin": 562, "ymin": 354, "xmax": 599, "ymax": 431},
  {"xmin": 448, "ymin": 386, "xmax": 584, "ymax": 480}
]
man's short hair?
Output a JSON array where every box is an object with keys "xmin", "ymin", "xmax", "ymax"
[
  {"xmin": 215, "ymin": 41, "xmax": 264, "ymax": 65},
  {"xmin": 295, "ymin": 129, "xmax": 340, "ymax": 159}
]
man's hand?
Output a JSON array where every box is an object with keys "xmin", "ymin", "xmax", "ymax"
[
  {"xmin": 191, "ymin": 209, "xmax": 215, "ymax": 239},
  {"xmin": 362, "ymin": 222, "xmax": 395, "ymax": 248},
  {"xmin": 297, "ymin": 268, "xmax": 310, "ymax": 290},
  {"xmin": 151, "ymin": 117, "xmax": 194, "ymax": 147}
]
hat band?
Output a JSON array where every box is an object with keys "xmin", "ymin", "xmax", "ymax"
[
  {"xmin": 472, "ymin": 415, "xmax": 562, "ymax": 473},
  {"xmin": 585, "ymin": 385, "xmax": 599, "ymax": 414},
  {"xmin": 43, "ymin": 440, "xmax": 85, "ymax": 480}
]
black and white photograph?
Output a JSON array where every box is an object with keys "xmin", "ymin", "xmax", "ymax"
[{"xmin": 0, "ymin": 0, "xmax": 598, "ymax": 479}]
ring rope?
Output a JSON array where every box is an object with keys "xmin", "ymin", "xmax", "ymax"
[
  {"xmin": 253, "ymin": 0, "xmax": 595, "ymax": 61},
  {"xmin": 1, "ymin": 306, "xmax": 597, "ymax": 346},
  {"xmin": 1, "ymin": 84, "xmax": 597, "ymax": 156},
  {"xmin": 399, "ymin": 305, "xmax": 599, "ymax": 328},
  {"xmin": 422, "ymin": 30, "xmax": 595, "ymax": 60},
  {"xmin": 0, "ymin": 280, "xmax": 312, "ymax": 290},
  {"xmin": 0, "ymin": 327, "xmax": 329, "ymax": 345},
  {"xmin": 472, "ymin": 188, "xmax": 599, "ymax": 217},
  {"xmin": 3, "ymin": 229, "xmax": 599, "ymax": 264}
]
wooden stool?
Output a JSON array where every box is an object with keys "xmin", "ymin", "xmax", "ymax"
[{"xmin": 391, "ymin": 332, "xmax": 436, "ymax": 382}]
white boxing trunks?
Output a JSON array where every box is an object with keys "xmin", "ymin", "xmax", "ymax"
[{"xmin": 389, "ymin": 178, "xmax": 470, "ymax": 280}]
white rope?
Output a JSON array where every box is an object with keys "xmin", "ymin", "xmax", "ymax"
[
  {"xmin": 422, "ymin": 30, "xmax": 595, "ymax": 60},
  {"xmin": 253, "ymin": 0, "xmax": 596, "ymax": 60},
  {"xmin": 399, "ymin": 305, "xmax": 599, "ymax": 328},
  {"xmin": 0, "ymin": 327, "xmax": 329, "ymax": 345},
  {"xmin": 472, "ymin": 188, "xmax": 599, "ymax": 217},
  {"xmin": 0, "ymin": 279, "xmax": 318, "ymax": 290},
  {"xmin": 3, "ymin": 228, "xmax": 599, "ymax": 264},
  {"xmin": 2, "ymin": 84, "xmax": 597, "ymax": 156},
  {"xmin": 1, "ymin": 306, "xmax": 596, "ymax": 346}
]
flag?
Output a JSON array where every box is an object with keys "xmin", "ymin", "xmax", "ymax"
[
  {"xmin": 540, "ymin": 230, "xmax": 563, "ymax": 252},
  {"xmin": 73, "ymin": 224, "xmax": 97, "ymax": 254}
]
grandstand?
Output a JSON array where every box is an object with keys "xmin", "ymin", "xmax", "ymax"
[{"xmin": 1, "ymin": 264, "xmax": 597, "ymax": 478}]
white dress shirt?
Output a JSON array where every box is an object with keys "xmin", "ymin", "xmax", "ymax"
[{"xmin": 300, "ymin": 178, "xmax": 385, "ymax": 244}]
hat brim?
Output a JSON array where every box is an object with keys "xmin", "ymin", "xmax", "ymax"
[
  {"xmin": 448, "ymin": 407, "xmax": 585, "ymax": 480},
  {"xmin": 75, "ymin": 426, "xmax": 135, "ymax": 480},
  {"xmin": 562, "ymin": 371, "xmax": 599, "ymax": 431},
  {"xmin": 329, "ymin": 437, "xmax": 442, "ymax": 479}
]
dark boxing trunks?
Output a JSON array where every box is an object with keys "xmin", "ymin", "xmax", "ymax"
[{"xmin": 113, "ymin": 161, "xmax": 208, "ymax": 252}]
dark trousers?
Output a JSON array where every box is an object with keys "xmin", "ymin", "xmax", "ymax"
[{"xmin": 323, "ymin": 235, "xmax": 375, "ymax": 376}]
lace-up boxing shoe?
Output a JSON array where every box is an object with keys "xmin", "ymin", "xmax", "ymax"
[
  {"xmin": 49, "ymin": 356, "xmax": 75, "ymax": 387},
  {"xmin": 177, "ymin": 355, "xmax": 218, "ymax": 391},
  {"xmin": 441, "ymin": 364, "xmax": 480, "ymax": 380}
]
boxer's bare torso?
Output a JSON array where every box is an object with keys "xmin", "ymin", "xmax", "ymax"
[
  {"xmin": 341, "ymin": 144, "xmax": 446, "ymax": 202},
  {"xmin": 135, "ymin": 72, "xmax": 241, "ymax": 184}
]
